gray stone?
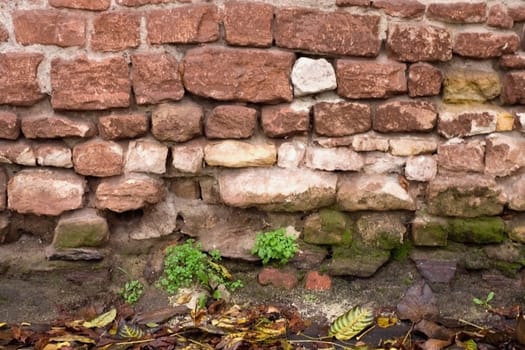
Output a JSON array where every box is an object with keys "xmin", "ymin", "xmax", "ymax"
[
  {"xmin": 411, "ymin": 213, "xmax": 448, "ymax": 247},
  {"xmin": 171, "ymin": 139, "xmax": 204, "ymax": 174},
  {"xmin": 277, "ymin": 139, "xmax": 306, "ymax": 169},
  {"xmin": 125, "ymin": 138, "xmax": 168, "ymax": 175},
  {"xmin": 363, "ymin": 152, "xmax": 406, "ymax": 174},
  {"xmin": 356, "ymin": 212, "xmax": 407, "ymax": 250},
  {"xmin": 405, "ymin": 155, "xmax": 437, "ymax": 182},
  {"xmin": 291, "ymin": 57, "xmax": 337, "ymax": 97},
  {"xmin": 304, "ymin": 146, "xmax": 363, "ymax": 171},
  {"xmin": 53, "ymin": 208, "xmax": 109, "ymax": 249},
  {"xmin": 328, "ymin": 244, "xmax": 390, "ymax": 277}
]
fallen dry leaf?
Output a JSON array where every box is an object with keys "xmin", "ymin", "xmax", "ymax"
[{"xmin": 397, "ymin": 281, "xmax": 439, "ymax": 322}]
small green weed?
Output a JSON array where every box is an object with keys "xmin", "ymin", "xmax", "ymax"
[
  {"xmin": 251, "ymin": 228, "xmax": 298, "ymax": 265},
  {"xmin": 117, "ymin": 268, "xmax": 144, "ymax": 305},
  {"xmin": 473, "ymin": 291, "xmax": 495, "ymax": 310},
  {"xmin": 159, "ymin": 239, "xmax": 243, "ymax": 297}
]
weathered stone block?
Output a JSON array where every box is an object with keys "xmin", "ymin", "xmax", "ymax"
[
  {"xmin": 204, "ymin": 141, "xmax": 276, "ymax": 168},
  {"xmin": 338, "ymin": 174, "xmax": 415, "ymax": 211},
  {"xmin": 336, "ymin": 0, "xmax": 370, "ymax": 6},
  {"xmin": 448, "ymin": 217, "xmax": 506, "ymax": 244},
  {"xmin": 51, "ymin": 57, "xmax": 130, "ymax": 110},
  {"xmin": 170, "ymin": 178, "xmax": 201, "ymax": 200},
  {"xmin": 427, "ymin": 174, "xmax": 504, "ymax": 217},
  {"xmin": 411, "ymin": 250, "xmax": 458, "ymax": 284},
  {"xmin": 0, "ymin": 112, "xmax": 20, "ymax": 140},
  {"xmin": 49, "ymin": 0, "xmax": 110, "ymax": 10},
  {"xmin": 502, "ymin": 72, "xmax": 525, "ymax": 105},
  {"xmin": 453, "ymin": 32, "xmax": 520, "ymax": 58},
  {"xmin": 303, "ymin": 209, "xmax": 353, "ymax": 246},
  {"xmin": 21, "ymin": 114, "xmax": 96, "ymax": 139},
  {"xmin": 274, "ymin": 7, "xmax": 380, "ymax": 56},
  {"xmin": 258, "ymin": 267, "xmax": 298, "ymax": 289},
  {"xmin": 0, "ymin": 140, "xmax": 36, "ymax": 166},
  {"xmin": 277, "ymin": 140, "xmax": 306, "ymax": 169},
  {"xmin": 351, "ymin": 133, "xmax": 389, "ymax": 152},
  {"xmin": 0, "ymin": 53, "xmax": 43, "ymax": 106},
  {"xmin": 443, "ymin": 70, "xmax": 501, "ymax": 103},
  {"xmin": 125, "ymin": 138, "xmax": 168, "ymax": 174},
  {"xmin": 151, "ymin": 102, "xmax": 203, "ymax": 142},
  {"xmin": 372, "ymin": 0, "xmax": 425, "ymax": 18},
  {"xmin": 261, "ymin": 105, "xmax": 309, "ymax": 138},
  {"xmin": 387, "ymin": 24, "xmax": 452, "ymax": 62},
  {"xmin": 509, "ymin": 5, "xmax": 525, "ymax": 21},
  {"xmin": 408, "ymin": 63, "xmax": 443, "ymax": 97},
  {"xmin": 147, "ymin": 4, "xmax": 219, "ymax": 44},
  {"xmin": 92, "ymin": 11, "xmax": 140, "ymax": 52},
  {"xmin": 183, "ymin": 47, "xmax": 294, "ymax": 103},
  {"xmin": 34, "ymin": 142, "xmax": 73, "ymax": 168},
  {"xmin": 363, "ymin": 152, "xmax": 406, "ymax": 174},
  {"xmin": 98, "ymin": 113, "xmax": 148, "ymax": 140},
  {"xmin": 487, "ymin": 4, "xmax": 514, "ymax": 29},
  {"xmin": 8, "ymin": 169, "xmax": 86, "ymax": 216},
  {"xmin": 218, "ymin": 168, "xmax": 337, "ymax": 212},
  {"xmin": 502, "ymin": 174, "xmax": 525, "ymax": 211},
  {"xmin": 485, "ymin": 132, "xmax": 525, "ymax": 177},
  {"xmin": 205, "ymin": 105, "xmax": 257, "ymax": 139},
  {"xmin": 405, "ymin": 155, "xmax": 437, "ymax": 182},
  {"xmin": 53, "ymin": 208, "xmax": 109, "ymax": 248},
  {"xmin": 72, "ymin": 139, "xmax": 123, "ymax": 177},
  {"xmin": 389, "ymin": 136, "xmax": 438, "ymax": 156},
  {"xmin": 304, "ymin": 271, "xmax": 332, "ymax": 291},
  {"xmin": 131, "ymin": 53, "xmax": 184, "ymax": 105},
  {"xmin": 171, "ymin": 140, "xmax": 204, "ymax": 174},
  {"xmin": 291, "ymin": 58, "xmax": 337, "ymax": 96},
  {"xmin": 437, "ymin": 138, "xmax": 485, "ymax": 173},
  {"xmin": 356, "ymin": 212, "xmax": 407, "ymax": 250},
  {"xmin": 374, "ymin": 100, "xmax": 437, "ymax": 132},
  {"xmin": 336, "ymin": 60, "xmax": 406, "ymax": 99},
  {"xmin": 438, "ymin": 104, "xmax": 508, "ymax": 138},
  {"xmin": 305, "ymin": 146, "xmax": 364, "ymax": 171},
  {"xmin": 328, "ymin": 243, "xmax": 390, "ymax": 277},
  {"xmin": 223, "ymin": 1, "xmax": 273, "ymax": 47},
  {"xmin": 427, "ymin": 2, "xmax": 487, "ymax": 23},
  {"xmin": 95, "ymin": 173, "xmax": 165, "ymax": 212},
  {"xmin": 313, "ymin": 102, "xmax": 371, "ymax": 136},
  {"xmin": 507, "ymin": 214, "xmax": 525, "ymax": 243},
  {"xmin": 0, "ymin": 168, "xmax": 7, "ymax": 211},
  {"xmin": 411, "ymin": 213, "xmax": 448, "ymax": 246}
]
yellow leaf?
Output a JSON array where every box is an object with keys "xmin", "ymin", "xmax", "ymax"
[
  {"xmin": 145, "ymin": 322, "xmax": 158, "ymax": 328},
  {"xmin": 0, "ymin": 322, "xmax": 6, "ymax": 328},
  {"xmin": 43, "ymin": 344, "xmax": 59, "ymax": 350},
  {"xmin": 83, "ymin": 308, "xmax": 117, "ymax": 329},
  {"xmin": 176, "ymin": 292, "xmax": 193, "ymax": 305},
  {"xmin": 49, "ymin": 335, "xmax": 96, "ymax": 344},
  {"xmin": 376, "ymin": 314, "xmax": 399, "ymax": 328},
  {"xmin": 329, "ymin": 305, "xmax": 374, "ymax": 341}
]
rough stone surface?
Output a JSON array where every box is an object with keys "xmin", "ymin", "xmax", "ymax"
[
  {"xmin": 171, "ymin": 140, "xmax": 204, "ymax": 174},
  {"xmin": 291, "ymin": 58, "xmax": 337, "ymax": 96},
  {"xmin": 387, "ymin": 24, "xmax": 452, "ymax": 62},
  {"xmin": 500, "ymin": 55, "xmax": 525, "ymax": 70},
  {"xmin": 0, "ymin": 112, "xmax": 20, "ymax": 140},
  {"xmin": 427, "ymin": 174, "xmax": 504, "ymax": 217},
  {"xmin": 21, "ymin": 114, "xmax": 96, "ymax": 139},
  {"xmin": 508, "ymin": 214, "xmax": 525, "ymax": 243},
  {"xmin": 313, "ymin": 102, "xmax": 371, "ymax": 136},
  {"xmin": 408, "ymin": 63, "xmax": 443, "ymax": 97},
  {"xmin": 448, "ymin": 217, "xmax": 506, "ymax": 244},
  {"xmin": 487, "ymin": 4, "xmax": 514, "ymax": 29},
  {"xmin": 351, "ymin": 133, "xmax": 389, "ymax": 152},
  {"xmin": 443, "ymin": 70, "xmax": 501, "ymax": 103},
  {"xmin": 363, "ymin": 152, "xmax": 406, "ymax": 174},
  {"xmin": 411, "ymin": 213, "xmax": 448, "ymax": 246},
  {"xmin": 34, "ymin": 142, "xmax": 73, "ymax": 168},
  {"xmin": 8, "ymin": 169, "xmax": 85, "ymax": 216},
  {"xmin": 338, "ymin": 174, "xmax": 415, "ymax": 211},
  {"xmin": 13, "ymin": 10, "xmax": 86, "ymax": 47},
  {"xmin": 0, "ymin": 24, "xmax": 7, "ymax": 42},
  {"xmin": 92, "ymin": 11, "xmax": 140, "ymax": 52},
  {"xmin": 261, "ymin": 105, "xmax": 309, "ymax": 138},
  {"xmin": 336, "ymin": 0, "xmax": 370, "ymax": 6},
  {"xmin": 51, "ymin": 57, "xmax": 130, "ymax": 110},
  {"xmin": 98, "ymin": 113, "xmax": 148, "ymax": 140},
  {"xmin": 258, "ymin": 268, "xmax": 298, "ymax": 290},
  {"xmin": 95, "ymin": 173, "xmax": 165, "ymax": 212},
  {"xmin": 53, "ymin": 209, "xmax": 109, "ymax": 249},
  {"xmin": 204, "ymin": 141, "xmax": 276, "ymax": 168},
  {"xmin": 49, "ymin": 0, "xmax": 110, "ymax": 10},
  {"xmin": 151, "ymin": 102, "xmax": 203, "ymax": 142},
  {"xmin": 502, "ymin": 72, "xmax": 525, "ymax": 105},
  {"xmin": 386, "ymin": 138, "xmax": 442, "ymax": 157},
  {"xmin": 453, "ymin": 32, "xmax": 520, "ymax": 58},
  {"xmin": 223, "ymin": 2, "xmax": 273, "ymax": 47},
  {"xmin": 509, "ymin": 5, "xmax": 525, "ymax": 21},
  {"xmin": 413, "ymin": 256, "xmax": 457, "ymax": 284},
  {"xmin": 0, "ymin": 169, "xmax": 7, "ymax": 211},
  {"xmin": 305, "ymin": 146, "xmax": 364, "ymax": 171},
  {"xmin": 503, "ymin": 175, "xmax": 525, "ymax": 211},
  {"xmin": 437, "ymin": 139, "xmax": 485, "ymax": 173},
  {"xmin": 0, "ymin": 53, "xmax": 43, "ymax": 106},
  {"xmin": 219, "ymin": 168, "xmax": 337, "ymax": 212},
  {"xmin": 336, "ymin": 60, "xmax": 406, "ymax": 99},
  {"xmin": 0, "ymin": 141, "xmax": 36, "ymax": 166},
  {"xmin": 397, "ymin": 281, "xmax": 439, "ymax": 322},
  {"xmin": 117, "ymin": 0, "xmax": 175, "ymax": 5},
  {"xmin": 277, "ymin": 140, "xmax": 306, "ymax": 169},
  {"xmin": 303, "ymin": 209, "xmax": 353, "ymax": 246},
  {"xmin": 205, "ymin": 106, "xmax": 257, "ymax": 139},
  {"xmin": 328, "ymin": 244, "xmax": 390, "ymax": 277},
  {"xmin": 438, "ymin": 104, "xmax": 507, "ymax": 138},
  {"xmin": 405, "ymin": 155, "xmax": 437, "ymax": 182},
  {"xmin": 356, "ymin": 212, "xmax": 407, "ymax": 250},
  {"xmin": 484, "ymin": 133, "xmax": 525, "ymax": 177},
  {"xmin": 147, "ymin": 4, "xmax": 219, "ymax": 44},
  {"xmin": 427, "ymin": 2, "xmax": 487, "ymax": 23},
  {"xmin": 183, "ymin": 47, "xmax": 294, "ymax": 103},
  {"xmin": 374, "ymin": 100, "xmax": 437, "ymax": 132},
  {"xmin": 304, "ymin": 271, "xmax": 332, "ymax": 291},
  {"xmin": 170, "ymin": 179, "xmax": 201, "ymax": 200},
  {"xmin": 125, "ymin": 138, "xmax": 168, "ymax": 174},
  {"xmin": 274, "ymin": 8, "xmax": 380, "ymax": 56},
  {"xmin": 72, "ymin": 139, "xmax": 124, "ymax": 177},
  {"xmin": 131, "ymin": 53, "xmax": 184, "ymax": 105},
  {"xmin": 372, "ymin": 0, "xmax": 425, "ymax": 18}
]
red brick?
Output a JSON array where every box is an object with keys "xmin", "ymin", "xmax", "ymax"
[
  {"xmin": 98, "ymin": 113, "xmax": 148, "ymax": 140},
  {"xmin": 304, "ymin": 271, "xmax": 332, "ymax": 291},
  {"xmin": 387, "ymin": 24, "xmax": 452, "ymax": 62},
  {"xmin": 205, "ymin": 105, "xmax": 257, "ymax": 139},
  {"xmin": 258, "ymin": 267, "xmax": 298, "ymax": 290},
  {"xmin": 51, "ymin": 56, "xmax": 131, "ymax": 110},
  {"xmin": 453, "ymin": 32, "xmax": 520, "ymax": 58},
  {"xmin": 91, "ymin": 11, "xmax": 140, "ymax": 52},
  {"xmin": 336, "ymin": 0, "xmax": 370, "ymax": 6},
  {"xmin": 274, "ymin": 7, "xmax": 380, "ymax": 56},
  {"xmin": 487, "ymin": 4, "xmax": 513, "ymax": 29},
  {"xmin": 131, "ymin": 53, "xmax": 184, "ymax": 105},
  {"xmin": 147, "ymin": 5, "xmax": 219, "ymax": 44},
  {"xmin": 21, "ymin": 114, "xmax": 96, "ymax": 139},
  {"xmin": 408, "ymin": 63, "xmax": 443, "ymax": 97},
  {"xmin": 508, "ymin": 5, "xmax": 525, "ymax": 22},
  {"xmin": 372, "ymin": 0, "xmax": 425, "ymax": 18},
  {"xmin": 500, "ymin": 55, "xmax": 525, "ymax": 70},
  {"xmin": 73, "ymin": 139, "xmax": 124, "ymax": 177},
  {"xmin": 49, "ymin": 0, "xmax": 110, "ymax": 10},
  {"xmin": 182, "ymin": 47, "xmax": 294, "ymax": 104},
  {"xmin": 261, "ymin": 105, "xmax": 310, "ymax": 138},
  {"xmin": 223, "ymin": 2, "xmax": 273, "ymax": 47},
  {"xmin": 0, "ymin": 23, "xmax": 8, "ymax": 42},
  {"xmin": 13, "ymin": 10, "xmax": 85, "ymax": 47},
  {"xmin": 502, "ymin": 72, "xmax": 525, "ymax": 105},
  {"xmin": 117, "ymin": 0, "xmax": 174, "ymax": 5},
  {"xmin": 374, "ymin": 100, "xmax": 437, "ymax": 132},
  {"xmin": 336, "ymin": 60, "xmax": 406, "ymax": 99},
  {"xmin": 313, "ymin": 102, "xmax": 371, "ymax": 136},
  {"xmin": 427, "ymin": 2, "xmax": 487, "ymax": 24},
  {"xmin": 0, "ymin": 53, "xmax": 43, "ymax": 106},
  {"xmin": 0, "ymin": 112, "xmax": 20, "ymax": 140}
]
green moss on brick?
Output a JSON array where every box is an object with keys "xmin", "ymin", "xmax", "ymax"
[
  {"xmin": 303, "ymin": 209, "xmax": 353, "ymax": 246},
  {"xmin": 448, "ymin": 217, "xmax": 505, "ymax": 244}
]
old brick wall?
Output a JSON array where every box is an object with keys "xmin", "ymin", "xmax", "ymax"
[{"xmin": 1, "ymin": 0, "xmax": 525, "ymax": 280}]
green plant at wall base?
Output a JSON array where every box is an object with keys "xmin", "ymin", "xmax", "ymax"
[
  {"xmin": 159, "ymin": 239, "xmax": 243, "ymax": 296},
  {"xmin": 473, "ymin": 291, "xmax": 495, "ymax": 310},
  {"xmin": 119, "ymin": 279, "xmax": 144, "ymax": 305},
  {"xmin": 251, "ymin": 228, "xmax": 298, "ymax": 265}
]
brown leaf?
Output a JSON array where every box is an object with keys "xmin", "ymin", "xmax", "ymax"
[
  {"xmin": 132, "ymin": 306, "xmax": 189, "ymax": 325},
  {"xmin": 415, "ymin": 320, "xmax": 454, "ymax": 340},
  {"xmin": 418, "ymin": 338, "xmax": 453, "ymax": 350},
  {"xmin": 397, "ymin": 281, "xmax": 440, "ymax": 322}
]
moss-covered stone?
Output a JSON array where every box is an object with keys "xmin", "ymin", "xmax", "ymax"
[
  {"xmin": 484, "ymin": 241, "xmax": 525, "ymax": 265},
  {"xmin": 490, "ymin": 261, "xmax": 522, "ymax": 278},
  {"xmin": 443, "ymin": 70, "xmax": 501, "ymax": 104},
  {"xmin": 446, "ymin": 243, "xmax": 490, "ymax": 270},
  {"xmin": 327, "ymin": 241, "xmax": 390, "ymax": 277},
  {"xmin": 507, "ymin": 214, "xmax": 525, "ymax": 244},
  {"xmin": 53, "ymin": 209, "xmax": 109, "ymax": 249},
  {"xmin": 303, "ymin": 209, "xmax": 353, "ymax": 246},
  {"xmin": 448, "ymin": 217, "xmax": 505, "ymax": 244},
  {"xmin": 356, "ymin": 212, "xmax": 407, "ymax": 250},
  {"xmin": 411, "ymin": 213, "xmax": 448, "ymax": 247},
  {"xmin": 291, "ymin": 241, "xmax": 329, "ymax": 270}
]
